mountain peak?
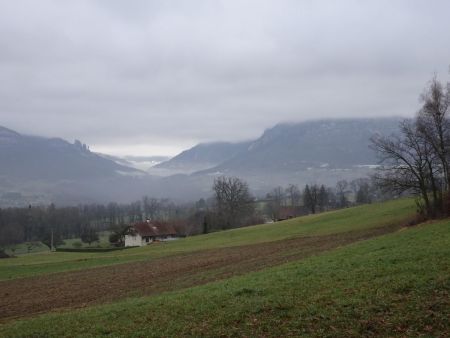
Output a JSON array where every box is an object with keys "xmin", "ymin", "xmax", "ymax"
[
  {"xmin": 0, "ymin": 126, "xmax": 21, "ymax": 145},
  {"xmin": 0, "ymin": 125, "xmax": 20, "ymax": 136},
  {"xmin": 0, "ymin": 125, "xmax": 140, "ymax": 181}
]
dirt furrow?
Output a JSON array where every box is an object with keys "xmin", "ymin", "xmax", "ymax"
[{"xmin": 0, "ymin": 223, "xmax": 404, "ymax": 322}]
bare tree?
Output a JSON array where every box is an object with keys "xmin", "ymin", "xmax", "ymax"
[
  {"xmin": 0, "ymin": 222, "xmax": 23, "ymax": 250},
  {"xmin": 415, "ymin": 76, "xmax": 450, "ymax": 212},
  {"xmin": 80, "ymin": 225, "xmax": 99, "ymax": 247},
  {"xmin": 350, "ymin": 178, "xmax": 372, "ymax": 204},
  {"xmin": 418, "ymin": 77, "xmax": 450, "ymax": 182},
  {"xmin": 370, "ymin": 73, "xmax": 450, "ymax": 217},
  {"xmin": 213, "ymin": 176, "xmax": 255, "ymax": 229},
  {"xmin": 371, "ymin": 120, "xmax": 439, "ymax": 216},
  {"xmin": 142, "ymin": 197, "xmax": 161, "ymax": 220},
  {"xmin": 285, "ymin": 184, "xmax": 301, "ymax": 206},
  {"xmin": 303, "ymin": 184, "xmax": 319, "ymax": 214},
  {"xmin": 266, "ymin": 186, "xmax": 285, "ymax": 221},
  {"xmin": 318, "ymin": 185, "xmax": 328, "ymax": 211},
  {"xmin": 335, "ymin": 180, "xmax": 349, "ymax": 208}
]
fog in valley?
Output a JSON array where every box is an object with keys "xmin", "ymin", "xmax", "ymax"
[{"xmin": 0, "ymin": 0, "xmax": 449, "ymax": 207}]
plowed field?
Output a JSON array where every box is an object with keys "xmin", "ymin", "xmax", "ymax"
[{"xmin": 0, "ymin": 223, "xmax": 403, "ymax": 322}]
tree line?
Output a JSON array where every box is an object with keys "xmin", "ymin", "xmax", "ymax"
[
  {"xmin": 197, "ymin": 175, "xmax": 387, "ymax": 234},
  {"xmin": 264, "ymin": 177, "xmax": 381, "ymax": 221},
  {"xmin": 0, "ymin": 197, "xmax": 194, "ymax": 250},
  {"xmin": 0, "ymin": 174, "xmax": 390, "ymax": 251}
]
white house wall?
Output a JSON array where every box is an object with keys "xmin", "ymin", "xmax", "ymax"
[{"xmin": 124, "ymin": 234, "xmax": 143, "ymax": 247}]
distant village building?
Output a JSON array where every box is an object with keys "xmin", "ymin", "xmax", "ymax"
[
  {"xmin": 124, "ymin": 220, "xmax": 177, "ymax": 247},
  {"xmin": 276, "ymin": 206, "xmax": 305, "ymax": 221}
]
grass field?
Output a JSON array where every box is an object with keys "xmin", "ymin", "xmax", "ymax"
[
  {"xmin": 3, "ymin": 230, "xmax": 112, "ymax": 257},
  {"xmin": 0, "ymin": 211, "xmax": 448, "ymax": 337},
  {"xmin": 0, "ymin": 198, "xmax": 414, "ymax": 281},
  {"xmin": 3, "ymin": 241, "xmax": 49, "ymax": 256}
]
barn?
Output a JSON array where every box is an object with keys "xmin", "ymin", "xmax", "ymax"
[{"xmin": 124, "ymin": 220, "xmax": 177, "ymax": 247}]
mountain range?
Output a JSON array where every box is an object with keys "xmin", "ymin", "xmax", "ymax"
[
  {"xmin": 153, "ymin": 141, "xmax": 252, "ymax": 174},
  {"xmin": 0, "ymin": 118, "xmax": 400, "ymax": 206},
  {"xmin": 0, "ymin": 126, "xmax": 141, "ymax": 181},
  {"xmin": 153, "ymin": 118, "xmax": 399, "ymax": 176}
]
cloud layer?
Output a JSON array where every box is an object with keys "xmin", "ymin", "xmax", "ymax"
[{"xmin": 1, "ymin": 0, "xmax": 449, "ymax": 155}]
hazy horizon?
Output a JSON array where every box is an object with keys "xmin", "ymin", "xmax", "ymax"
[{"xmin": 1, "ymin": 0, "xmax": 449, "ymax": 156}]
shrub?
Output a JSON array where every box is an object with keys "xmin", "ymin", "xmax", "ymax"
[{"xmin": 72, "ymin": 241, "xmax": 83, "ymax": 249}]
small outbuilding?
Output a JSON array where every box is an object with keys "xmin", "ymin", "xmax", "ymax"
[
  {"xmin": 276, "ymin": 206, "xmax": 305, "ymax": 221},
  {"xmin": 124, "ymin": 220, "xmax": 177, "ymax": 247}
]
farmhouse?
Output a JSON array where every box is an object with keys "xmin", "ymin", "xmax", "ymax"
[
  {"xmin": 276, "ymin": 206, "xmax": 305, "ymax": 221},
  {"xmin": 124, "ymin": 220, "xmax": 177, "ymax": 247}
]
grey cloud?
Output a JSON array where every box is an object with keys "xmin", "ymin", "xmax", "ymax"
[{"xmin": 0, "ymin": 0, "xmax": 449, "ymax": 156}]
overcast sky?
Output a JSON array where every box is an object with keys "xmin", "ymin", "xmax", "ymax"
[{"xmin": 1, "ymin": 0, "xmax": 449, "ymax": 156}]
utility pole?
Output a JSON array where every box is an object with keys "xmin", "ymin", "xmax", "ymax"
[{"xmin": 51, "ymin": 228, "xmax": 54, "ymax": 252}]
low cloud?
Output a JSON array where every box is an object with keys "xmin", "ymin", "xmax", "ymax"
[{"xmin": 1, "ymin": 0, "xmax": 449, "ymax": 155}]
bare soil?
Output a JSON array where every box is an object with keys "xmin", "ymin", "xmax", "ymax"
[{"xmin": 0, "ymin": 223, "xmax": 404, "ymax": 322}]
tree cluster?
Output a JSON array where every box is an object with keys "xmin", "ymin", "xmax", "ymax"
[
  {"xmin": 264, "ymin": 178, "xmax": 380, "ymax": 220},
  {"xmin": 371, "ymin": 75, "xmax": 449, "ymax": 218}
]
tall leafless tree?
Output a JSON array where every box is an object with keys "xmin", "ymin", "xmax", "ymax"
[
  {"xmin": 303, "ymin": 184, "xmax": 319, "ymax": 214},
  {"xmin": 335, "ymin": 180, "xmax": 349, "ymax": 208},
  {"xmin": 285, "ymin": 184, "xmax": 301, "ymax": 207},
  {"xmin": 416, "ymin": 76, "xmax": 450, "ymax": 211},
  {"xmin": 371, "ymin": 73, "xmax": 449, "ymax": 217},
  {"xmin": 318, "ymin": 185, "xmax": 329, "ymax": 211},
  {"xmin": 213, "ymin": 176, "xmax": 255, "ymax": 229},
  {"xmin": 265, "ymin": 186, "xmax": 285, "ymax": 221},
  {"xmin": 371, "ymin": 120, "xmax": 435, "ymax": 216}
]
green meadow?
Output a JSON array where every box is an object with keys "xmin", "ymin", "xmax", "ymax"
[{"xmin": 1, "ymin": 208, "xmax": 448, "ymax": 337}]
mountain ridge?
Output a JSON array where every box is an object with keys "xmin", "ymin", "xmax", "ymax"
[
  {"xmin": 0, "ymin": 126, "xmax": 142, "ymax": 181},
  {"xmin": 0, "ymin": 117, "xmax": 402, "ymax": 205},
  {"xmin": 154, "ymin": 140, "xmax": 252, "ymax": 173},
  {"xmin": 192, "ymin": 117, "xmax": 401, "ymax": 176}
]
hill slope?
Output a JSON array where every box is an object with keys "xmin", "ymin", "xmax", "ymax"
[
  {"xmin": 0, "ymin": 198, "xmax": 415, "ymax": 281},
  {"xmin": 1, "ymin": 203, "xmax": 448, "ymax": 337},
  {"xmin": 155, "ymin": 141, "xmax": 252, "ymax": 173}
]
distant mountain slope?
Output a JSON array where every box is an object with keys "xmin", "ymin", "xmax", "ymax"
[
  {"xmin": 155, "ymin": 141, "xmax": 252, "ymax": 173},
  {"xmin": 200, "ymin": 118, "xmax": 400, "ymax": 175},
  {"xmin": 0, "ymin": 118, "xmax": 402, "ymax": 205},
  {"xmin": 0, "ymin": 126, "xmax": 141, "ymax": 180}
]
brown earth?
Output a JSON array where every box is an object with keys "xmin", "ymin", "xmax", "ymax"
[{"xmin": 0, "ymin": 223, "xmax": 405, "ymax": 322}]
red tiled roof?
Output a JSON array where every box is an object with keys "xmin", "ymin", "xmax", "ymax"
[
  {"xmin": 130, "ymin": 221, "xmax": 177, "ymax": 237},
  {"xmin": 278, "ymin": 206, "xmax": 303, "ymax": 219}
]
